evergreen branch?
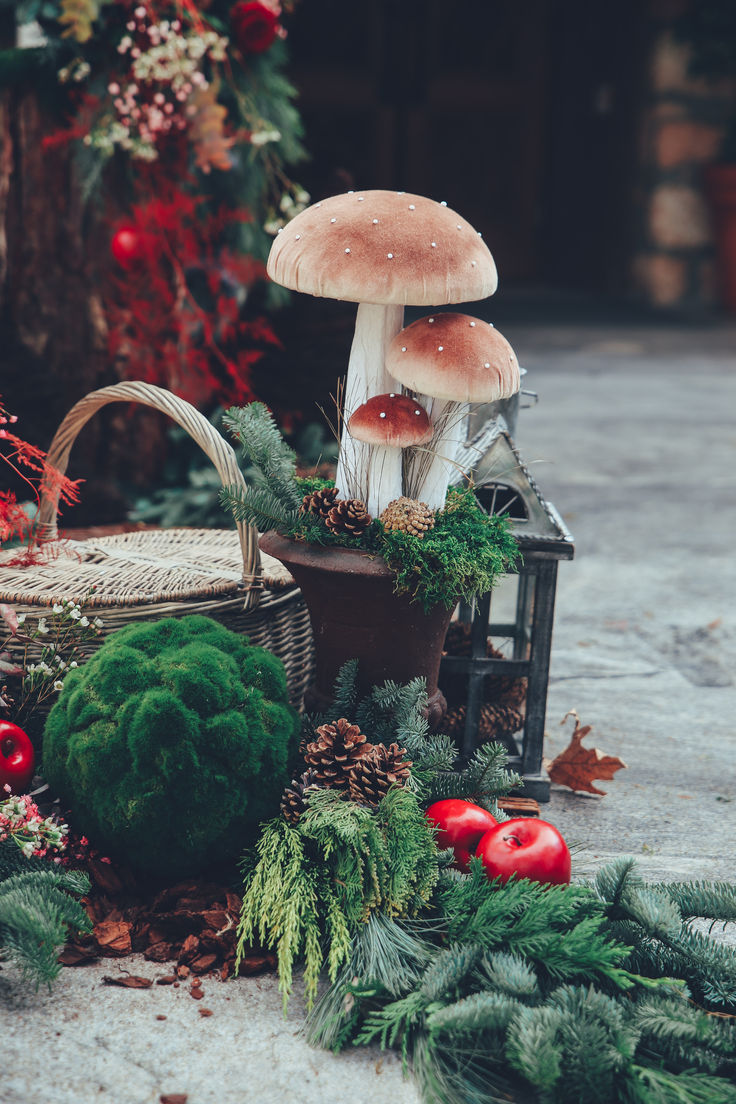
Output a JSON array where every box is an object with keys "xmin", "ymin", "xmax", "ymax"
[
  {"xmin": 654, "ymin": 881, "xmax": 736, "ymax": 924},
  {"xmin": 330, "ymin": 659, "xmax": 359, "ymax": 717},
  {"xmin": 425, "ymin": 989, "xmax": 522, "ymax": 1037},
  {"xmin": 0, "ymin": 868, "xmax": 91, "ymax": 989},
  {"xmin": 223, "ymin": 402, "xmax": 301, "ymax": 508},
  {"xmin": 219, "ymin": 482, "xmax": 298, "ymax": 532},
  {"xmin": 626, "ymin": 1064, "xmax": 736, "ymax": 1104}
]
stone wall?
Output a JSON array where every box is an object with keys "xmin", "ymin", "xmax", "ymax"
[{"xmin": 632, "ymin": 11, "xmax": 736, "ymax": 311}]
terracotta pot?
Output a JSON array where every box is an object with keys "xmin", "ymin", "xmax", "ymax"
[
  {"xmin": 259, "ymin": 531, "xmax": 453, "ymax": 728},
  {"xmin": 705, "ymin": 164, "xmax": 736, "ymax": 313}
]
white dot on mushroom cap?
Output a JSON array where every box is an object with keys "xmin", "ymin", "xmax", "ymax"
[
  {"xmin": 387, "ymin": 253, "xmax": 393, "ymax": 259},
  {"xmin": 315, "ymin": 203, "xmax": 322, "ymax": 208},
  {"xmin": 389, "ymin": 393, "xmax": 395, "ymax": 397},
  {"xmin": 358, "ymin": 196, "xmax": 365, "ymax": 201},
  {"xmin": 330, "ymin": 218, "xmax": 337, "ymax": 223},
  {"xmin": 379, "ymin": 412, "xmax": 386, "ymax": 418},
  {"xmin": 484, "ymin": 362, "xmax": 490, "ymax": 368},
  {"xmin": 441, "ymin": 201, "xmax": 447, "ymax": 206},
  {"xmin": 372, "ymin": 219, "xmax": 379, "ymax": 225},
  {"xmin": 295, "ymin": 234, "xmax": 301, "ymax": 240},
  {"xmin": 277, "ymin": 227, "xmax": 283, "ymax": 233},
  {"xmin": 401, "ymin": 346, "xmax": 407, "ymax": 352},
  {"xmin": 409, "ymin": 204, "xmax": 416, "ymax": 210},
  {"xmin": 345, "ymin": 248, "xmax": 351, "ymax": 254},
  {"xmin": 471, "ymin": 261, "xmax": 477, "ymax": 267},
  {"xmin": 428, "ymin": 318, "xmax": 435, "ymax": 323},
  {"xmin": 470, "ymin": 321, "xmax": 476, "ymax": 327},
  {"xmin": 431, "ymin": 242, "xmax": 437, "ymax": 247},
  {"xmin": 456, "ymin": 225, "xmax": 462, "ymax": 230},
  {"xmin": 397, "ymin": 191, "xmax": 405, "ymax": 195},
  {"xmin": 414, "ymin": 410, "xmax": 421, "ymax": 415},
  {"xmin": 438, "ymin": 345, "xmax": 444, "ymax": 351}
]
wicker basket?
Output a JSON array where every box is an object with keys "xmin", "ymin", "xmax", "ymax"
[{"xmin": 0, "ymin": 381, "xmax": 314, "ymax": 709}]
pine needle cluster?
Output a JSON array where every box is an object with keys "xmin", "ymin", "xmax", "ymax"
[
  {"xmin": 0, "ymin": 866, "xmax": 91, "ymax": 989},
  {"xmin": 307, "ymin": 858, "xmax": 736, "ymax": 1104},
  {"xmin": 221, "ymin": 404, "xmax": 519, "ymax": 610}
]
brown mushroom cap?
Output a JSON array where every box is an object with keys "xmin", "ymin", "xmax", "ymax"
[
  {"xmin": 267, "ymin": 191, "xmax": 497, "ymax": 306},
  {"xmin": 347, "ymin": 393, "xmax": 433, "ymax": 447},
  {"xmin": 386, "ymin": 313, "xmax": 520, "ymax": 403}
]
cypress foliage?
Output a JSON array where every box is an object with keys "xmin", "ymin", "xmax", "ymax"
[{"xmin": 236, "ymin": 785, "xmax": 439, "ymax": 1009}]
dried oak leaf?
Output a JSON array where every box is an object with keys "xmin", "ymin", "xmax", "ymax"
[
  {"xmin": 59, "ymin": 942, "xmax": 99, "ymax": 966},
  {"xmin": 547, "ymin": 710, "xmax": 627, "ymax": 796},
  {"xmin": 102, "ymin": 974, "xmax": 153, "ymax": 989}
]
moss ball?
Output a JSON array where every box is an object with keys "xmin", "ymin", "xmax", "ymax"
[{"xmin": 43, "ymin": 615, "xmax": 300, "ymax": 878}]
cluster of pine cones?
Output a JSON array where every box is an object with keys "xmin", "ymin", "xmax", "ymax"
[
  {"xmin": 300, "ymin": 487, "xmax": 438, "ymax": 541},
  {"xmin": 280, "ymin": 717, "xmax": 412, "ymax": 824},
  {"xmin": 300, "ymin": 486, "xmax": 372, "ymax": 537}
]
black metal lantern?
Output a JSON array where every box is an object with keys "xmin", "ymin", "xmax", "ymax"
[{"xmin": 440, "ymin": 420, "xmax": 574, "ymax": 802}]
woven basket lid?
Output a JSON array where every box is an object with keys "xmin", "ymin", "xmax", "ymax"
[{"xmin": 0, "ymin": 529, "xmax": 294, "ymax": 609}]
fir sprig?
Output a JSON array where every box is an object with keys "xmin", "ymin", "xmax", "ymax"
[{"xmin": 0, "ymin": 867, "xmax": 91, "ymax": 989}]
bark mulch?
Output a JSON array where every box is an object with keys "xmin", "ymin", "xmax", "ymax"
[{"xmin": 60, "ymin": 855, "xmax": 275, "ymax": 984}]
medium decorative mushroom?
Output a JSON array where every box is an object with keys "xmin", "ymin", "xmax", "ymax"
[
  {"xmin": 347, "ymin": 393, "xmax": 433, "ymax": 517},
  {"xmin": 386, "ymin": 313, "xmax": 520, "ymax": 510},
  {"xmin": 266, "ymin": 190, "xmax": 497, "ymax": 504}
]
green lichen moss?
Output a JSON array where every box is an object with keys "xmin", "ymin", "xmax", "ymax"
[{"xmin": 42, "ymin": 615, "xmax": 300, "ymax": 879}]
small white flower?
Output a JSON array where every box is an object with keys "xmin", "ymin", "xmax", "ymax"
[
  {"xmin": 53, "ymin": 680, "xmax": 64, "ymax": 691},
  {"xmin": 70, "ymin": 661, "xmax": 78, "ymax": 668},
  {"xmin": 69, "ymin": 608, "xmax": 81, "ymax": 620},
  {"xmin": 93, "ymin": 618, "xmax": 103, "ymax": 629},
  {"xmin": 79, "ymin": 616, "xmax": 89, "ymax": 627},
  {"xmin": 16, "ymin": 614, "xmax": 26, "ymax": 625}
]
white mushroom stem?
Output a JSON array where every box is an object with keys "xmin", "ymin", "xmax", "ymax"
[
  {"xmin": 362, "ymin": 445, "xmax": 403, "ymax": 518},
  {"xmin": 335, "ymin": 302, "xmax": 404, "ymax": 503},
  {"xmin": 409, "ymin": 399, "xmax": 469, "ymax": 511}
]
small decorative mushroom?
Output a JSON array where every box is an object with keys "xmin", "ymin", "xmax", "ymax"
[
  {"xmin": 347, "ymin": 393, "xmax": 433, "ymax": 517},
  {"xmin": 386, "ymin": 313, "xmax": 520, "ymax": 510}
]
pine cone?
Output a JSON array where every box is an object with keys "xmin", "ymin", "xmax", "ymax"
[
  {"xmin": 304, "ymin": 718, "xmax": 373, "ymax": 788},
  {"xmin": 380, "ymin": 497, "xmax": 435, "ymax": 538},
  {"xmin": 348, "ymin": 742, "xmax": 413, "ymax": 806},
  {"xmin": 300, "ymin": 485, "xmax": 339, "ymax": 519},
  {"xmin": 280, "ymin": 770, "xmax": 322, "ymax": 824},
  {"xmin": 440, "ymin": 703, "xmax": 524, "ymax": 743},
  {"xmin": 324, "ymin": 498, "xmax": 372, "ymax": 537}
]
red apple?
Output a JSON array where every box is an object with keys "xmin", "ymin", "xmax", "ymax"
[
  {"xmin": 425, "ymin": 798, "xmax": 498, "ymax": 871},
  {"xmin": 0, "ymin": 720, "xmax": 35, "ymax": 794},
  {"xmin": 476, "ymin": 817, "xmax": 571, "ymax": 886}
]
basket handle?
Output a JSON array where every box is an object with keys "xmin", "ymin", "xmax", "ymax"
[{"xmin": 37, "ymin": 381, "xmax": 263, "ymax": 610}]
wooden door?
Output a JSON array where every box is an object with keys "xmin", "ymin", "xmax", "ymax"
[{"xmin": 287, "ymin": 0, "xmax": 550, "ymax": 282}]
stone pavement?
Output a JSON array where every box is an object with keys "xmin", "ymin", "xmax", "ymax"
[{"xmin": 3, "ymin": 315, "xmax": 736, "ymax": 1104}]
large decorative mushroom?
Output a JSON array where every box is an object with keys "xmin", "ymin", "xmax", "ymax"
[
  {"xmin": 386, "ymin": 313, "xmax": 520, "ymax": 510},
  {"xmin": 347, "ymin": 393, "xmax": 433, "ymax": 517},
  {"xmin": 266, "ymin": 190, "xmax": 497, "ymax": 504}
]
